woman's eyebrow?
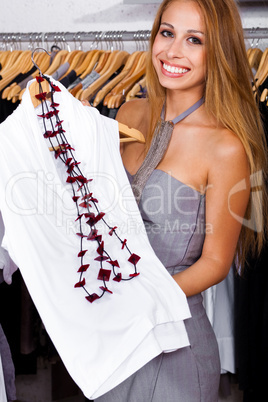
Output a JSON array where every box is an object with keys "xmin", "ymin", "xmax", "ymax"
[
  {"xmin": 160, "ymin": 22, "xmax": 205, "ymax": 36},
  {"xmin": 187, "ymin": 29, "xmax": 205, "ymax": 35},
  {"xmin": 160, "ymin": 22, "xmax": 174, "ymax": 29}
]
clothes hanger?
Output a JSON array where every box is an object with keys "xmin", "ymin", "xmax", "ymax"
[
  {"xmin": 73, "ymin": 51, "xmax": 111, "ymax": 99},
  {"xmin": 73, "ymin": 49, "xmax": 98, "ymax": 77},
  {"xmin": 12, "ymin": 50, "xmax": 34, "ymax": 74},
  {"xmin": 0, "ymin": 49, "xmax": 22, "ymax": 73},
  {"xmin": 248, "ymin": 47, "xmax": 263, "ymax": 71},
  {"xmin": 69, "ymin": 50, "xmax": 105, "ymax": 98},
  {"xmin": 107, "ymin": 56, "xmax": 147, "ymax": 109},
  {"xmin": 9, "ymin": 52, "xmax": 51, "ymax": 100},
  {"xmin": 50, "ymin": 49, "xmax": 83, "ymax": 81},
  {"xmin": 125, "ymin": 76, "xmax": 146, "ymax": 102},
  {"xmin": 91, "ymin": 50, "xmax": 111, "ymax": 75},
  {"xmin": 3, "ymin": 52, "xmax": 50, "ymax": 100},
  {"xmin": 93, "ymin": 50, "xmax": 143, "ymax": 107},
  {"xmin": 2, "ymin": 83, "xmax": 17, "ymax": 99},
  {"xmin": 260, "ymin": 87, "xmax": 268, "ymax": 103},
  {"xmin": 61, "ymin": 49, "xmax": 81, "ymax": 65},
  {"xmin": 43, "ymin": 49, "xmax": 69, "ymax": 76},
  {"xmin": 28, "ymin": 48, "xmax": 145, "ymax": 145},
  {"xmin": 46, "ymin": 122, "xmax": 145, "ymax": 151},
  {"xmin": 16, "ymin": 52, "xmax": 52, "ymax": 101},
  {"xmin": 59, "ymin": 50, "xmax": 87, "ymax": 79},
  {"xmin": 103, "ymin": 51, "xmax": 144, "ymax": 107},
  {"xmin": 0, "ymin": 50, "xmax": 14, "ymax": 71},
  {"xmin": 0, "ymin": 50, "xmax": 28, "ymax": 85},
  {"xmin": 0, "ymin": 50, "xmax": 33, "ymax": 92},
  {"xmin": 247, "ymin": 36, "xmax": 263, "ymax": 72},
  {"xmin": 80, "ymin": 50, "xmax": 129, "ymax": 102},
  {"xmin": 79, "ymin": 50, "xmax": 104, "ymax": 79},
  {"xmin": 247, "ymin": 47, "xmax": 252, "ymax": 59},
  {"xmin": 105, "ymin": 51, "xmax": 147, "ymax": 108},
  {"xmin": 253, "ymin": 47, "xmax": 268, "ymax": 91}
]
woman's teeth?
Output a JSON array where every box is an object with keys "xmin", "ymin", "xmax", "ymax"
[{"xmin": 163, "ymin": 63, "xmax": 188, "ymax": 74}]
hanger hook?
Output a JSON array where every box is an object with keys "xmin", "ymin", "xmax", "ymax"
[{"xmin": 31, "ymin": 47, "xmax": 50, "ymax": 75}]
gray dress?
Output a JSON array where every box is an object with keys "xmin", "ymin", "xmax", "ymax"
[{"xmin": 95, "ymin": 169, "xmax": 220, "ymax": 402}]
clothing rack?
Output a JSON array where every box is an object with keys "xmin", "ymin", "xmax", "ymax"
[
  {"xmin": 244, "ymin": 27, "xmax": 268, "ymax": 39},
  {"xmin": 0, "ymin": 28, "xmax": 268, "ymax": 48},
  {"xmin": 0, "ymin": 31, "xmax": 152, "ymax": 50}
]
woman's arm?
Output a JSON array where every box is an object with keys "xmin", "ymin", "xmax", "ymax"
[{"xmin": 173, "ymin": 132, "xmax": 250, "ymax": 297}]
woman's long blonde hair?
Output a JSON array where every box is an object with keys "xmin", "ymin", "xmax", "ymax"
[{"xmin": 146, "ymin": 0, "xmax": 268, "ymax": 270}]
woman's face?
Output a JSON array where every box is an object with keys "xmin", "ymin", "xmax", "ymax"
[{"xmin": 152, "ymin": 0, "xmax": 207, "ymax": 97}]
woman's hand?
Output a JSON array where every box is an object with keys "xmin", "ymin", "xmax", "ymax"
[
  {"xmin": 0, "ymin": 246, "xmax": 17, "ymax": 284},
  {"xmin": 81, "ymin": 100, "xmax": 91, "ymax": 107}
]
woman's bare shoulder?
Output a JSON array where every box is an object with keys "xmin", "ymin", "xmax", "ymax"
[
  {"xmin": 207, "ymin": 126, "xmax": 250, "ymax": 186},
  {"xmin": 212, "ymin": 127, "xmax": 248, "ymax": 162},
  {"xmin": 116, "ymin": 98, "xmax": 149, "ymax": 130}
]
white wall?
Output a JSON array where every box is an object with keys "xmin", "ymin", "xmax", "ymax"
[
  {"xmin": 0, "ymin": 0, "xmax": 267, "ymax": 51},
  {"xmin": 0, "ymin": 0, "xmax": 158, "ymax": 33}
]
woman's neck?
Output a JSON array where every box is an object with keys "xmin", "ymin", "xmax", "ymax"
[{"xmin": 164, "ymin": 89, "xmax": 205, "ymax": 121}]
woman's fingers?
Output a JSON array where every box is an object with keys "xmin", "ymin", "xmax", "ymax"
[{"xmin": 81, "ymin": 100, "xmax": 91, "ymax": 107}]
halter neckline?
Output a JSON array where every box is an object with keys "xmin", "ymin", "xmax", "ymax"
[
  {"xmin": 161, "ymin": 97, "xmax": 205, "ymax": 125},
  {"xmin": 131, "ymin": 96, "xmax": 205, "ymax": 204}
]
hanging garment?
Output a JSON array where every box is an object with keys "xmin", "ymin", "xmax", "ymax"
[
  {"xmin": 203, "ymin": 266, "xmax": 235, "ymax": 374},
  {"xmin": 0, "ymin": 77, "xmax": 191, "ymax": 400},
  {"xmin": 0, "ymin": 354, "xmax": 7, "ymax": 402},
  {"xmin": 0, "ymin": 324, "xmax": 16, "ymax": 401},
  {"xmin": 0, "ymin": 212, "xmax": 18, "ymax": 284},
  {"xmin": 234, "ymin": 77, "xmax": 268, "ymax": 402}
]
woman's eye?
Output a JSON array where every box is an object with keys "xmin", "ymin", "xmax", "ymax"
[
  {"xmin": 188, "ymin": 36, "xmax": 202, "ymax": 45},
  {"xmin": 160, "ymin": 30, "xmax": 174, "ymax": 38}
]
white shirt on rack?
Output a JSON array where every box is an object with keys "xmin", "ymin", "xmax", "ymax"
[
  {"xmin": 0, "ymin": 354, "xmax": 7, "ymax": 402},
  {"xmin": 0, "ymin": 77, "xmax": 191, "ymax": 399}
]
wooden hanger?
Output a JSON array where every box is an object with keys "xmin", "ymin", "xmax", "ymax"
[
  {"xmin": 17, "ymin": 52, "xmax": 52, "ymax": 101},
  {"xmin": 117, "ymin": 123, "xmax": 145, "ymax": 143},
  {"xmin": 61, "ymin": 49, "xmax": 81, "ymax": 65},
  {"xmin": 59, "ymin": 50, "xmax": 88, "ymax": 79},
  {"xmin": 29, "ymin": 77, "xmax": 145, "ymax": 144},
  {"xmin": 46, "ymin": 122, "xmax": 145, "ymax": 151},
  {"xmin": 0, "ymin": 50, "xmax": 22, "ymax": 74},
  {"xmin": 72, "ymin": 51, "xmax": 111, "ymax": 100},
  {"xmin": 125, "ymin": 76, "xmax": 146, "ymax": 102},
  {"xmin": 2, "ymin": 82, "xmax": 17, "ymax": 99},
  {"xmin": 260, "ymin": 87, "xmax": 268, "ymax": 103},
  {"xmin": 4, "ymin": 52, "xmax": 51, "ymax": 100},
  {"xmin": 103, "ymin": 51, "xmax": 144, "ymax": 107},
  {"xmin": 69, "ymin": 50, "xmax": 105, "ymax": 98},
  {"xmin": 248, "ymin": 47, "xmax": 263, "ymax": 71},
  {"xmin": 51, "ymin": 49, "xmax": 83, "ymax": 81},
  {"xmin": 78, "ymin": 50, "xmax": 103, "ymax": 79},
  {"xmin": 74, "ymin": 51, "xmax": 112, "ymax": 99},
  {"xmin": 88, "ymin": 51, "xmax": 111, "ymax": 76},
  {"xmin": 28, "ymin": 48, "xmax": 145, "ymax": 144},
  {"xmin": 0, "ymin": 50, "xmax": 15, "ymax": 71},
  {"xmin": 253, "ymin": 47, "xmax": 268, "ymax": 92},
  {"xmin": 43, "ymin": 49, "xmax": 69, "ymax": 76},
  {"xmin": 80, "ymin": 50, "xmax": 129, "ymax": 101},
  {"xmin": 92, "ymin": 50, "xmax": 142, "ymax": 107},
  {"xmin": 107, "ymin": 64, "xmax": 146, "ymax": 108},
  {"xmin": 0, "ymin": 50, "xmax": 33, "ymax": 92},
  {"xmin": 104, "ymin": 51, "xmax": 146, "ymax": 108}
]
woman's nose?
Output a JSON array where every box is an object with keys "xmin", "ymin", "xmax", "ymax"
[{"xmin": 166, "ymin": 39, "xmax": 184, "ymax": 59}]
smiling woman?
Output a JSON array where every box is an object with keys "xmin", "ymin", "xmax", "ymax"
[
  {"xmin": 94, "ymin": 0, "xmax": 268, "ymax": 401},
  {"xmin": 152, "ymin": 2, "xmax": 207, "ymax": 97}
]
